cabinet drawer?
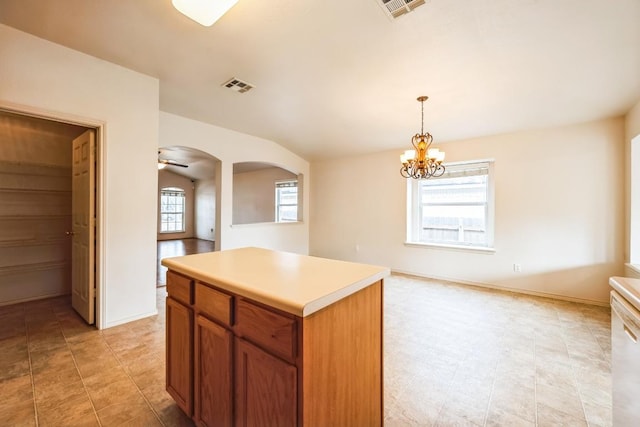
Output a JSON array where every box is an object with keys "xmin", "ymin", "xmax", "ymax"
[
  {"xmin": 235, "ymin": 299, "xmax": 297, "ymax": 361},
  {"xmin": 196, "ymin": 282, "xmax": 233, "ymax": 327},
  {"xmin": 167, "ymin": 271, "xmax": 193, "ymax": 305}
]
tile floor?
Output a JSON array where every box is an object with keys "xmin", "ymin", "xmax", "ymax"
[
  {"xmin": 385, "ymin": 275, "xmax": 612, "ymax": 427},
  {"xmin": 0, "ymin": 290, "xmax": 192, "ymax": 427},
  {"xmin": 0, "ymin": 274, "xmax": 611, "ymax": 426}
]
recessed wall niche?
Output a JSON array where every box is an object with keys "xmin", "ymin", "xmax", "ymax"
[{"xmin": 232, "ymin": 162, "xmax": 302, "ymax": 225}]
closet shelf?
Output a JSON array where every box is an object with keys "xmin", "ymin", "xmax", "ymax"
[
  {"xmin": 0, "ymin": 215, "xmax": 71, "ymax": 221},
  {"xmin": 0, "ymin": 188, "xmax": 71, "ymax": 194},
  {"xmin": 0, "ymin": 238, "xmax": 69, "ymax": 248},
  {"xmin": 0, "ymin": 261, "xmax": 68, "ymax": 276}
]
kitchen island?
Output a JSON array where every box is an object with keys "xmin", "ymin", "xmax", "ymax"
[{"xmin": 161, "ymin": 247, "xmax": 389, "ymax": 427}]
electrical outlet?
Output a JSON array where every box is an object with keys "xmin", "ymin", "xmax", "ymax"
[{"xmin": 513, "ymin": 263, "xmax": 522, "ymax": 273}]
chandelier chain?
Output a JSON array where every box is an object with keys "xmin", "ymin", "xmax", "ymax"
[{"xmin": 421, "ymin": 98, "xmax": 424, "ymax": 135}]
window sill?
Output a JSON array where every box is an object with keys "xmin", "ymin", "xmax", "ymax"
[
  {"xmin": 404, "ymin": 241, "xmax": 496, "ymax": 254},
  {"xmin": 160, "ymin": 231, "xmax": 186, "ymax": 234},
  {"xmin": 230, "ymin": 221, "xmax": 303, "ymax": 228}
]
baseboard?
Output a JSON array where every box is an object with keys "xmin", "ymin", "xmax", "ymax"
[
  {"xmin": 390, "ymin": 269, "xmax": 610, "ymax": 307},
  {"xmin": 0, "ymin": 291, "xmax": 70, "ymax": 306},
  {"xmin": 104, "ymin": 309, "xmax": 158, "ymax": 329}
]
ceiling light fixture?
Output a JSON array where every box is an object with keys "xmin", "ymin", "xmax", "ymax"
[
  {"xmin": 400, "ymin": 96, "xmax": 445, "ymax": 179},
  {"xmin": 172, "ymin": 0, "xmax": 239, "ymax": 27}
]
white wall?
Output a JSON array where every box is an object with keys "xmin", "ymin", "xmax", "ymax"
[
  {"xmin": 311, "ymin": 118, "xmax": 625, "ymax": 304},
  {"xmin": 626, "ymin": 98, "xmax": 640, "ymax": 265},
  {"xmin": 233, "ymin": 167, "xmax": 297, "ymax": 225},
  {"xmin": 160, "ymin": 112, "xmax": 310, "ymax": 254},
  {"xmin": 626, "ymin": 99, "xmax": 640, "ymax": 143},
  {"xmin": 0, "ymin": 24, "xmax": 159, "ymax": 327},
  {"xmin": 630, "ymin": 135, "xmax": 640, "ymax": 265},
  {"xmin": 157, "ymin": 170, "xmax": 194, "ymax": 240},
  {"xmin": 195, "ymin": 177, "xmax": 216, "ymax": 241}
]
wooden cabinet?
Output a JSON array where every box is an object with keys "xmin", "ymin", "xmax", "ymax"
[
  {"xmin": 235, "ymin": 298, "xmax": 297, "ymax": 362},
  {"xmin": 195, "ymin": 315, "xmax": 233, "ymax": 427},
  {"xmin": 235, "ymin": 338, "xmax": 297, "ymax": 427},
  {"xmin": 166, "ymin": 296, "xmax": 194, "ymax": 416},
  {"xmin": 166, "ymin": 269, "xmax": 383, "ymax": 427},
  {"xmin": 166, "ymin": 271, "xmax": 195, "ymax": 416}
]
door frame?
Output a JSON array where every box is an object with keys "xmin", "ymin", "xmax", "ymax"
[{"xmin": 0, "ymin": 100, "xmax": 106, "ymax": 329}]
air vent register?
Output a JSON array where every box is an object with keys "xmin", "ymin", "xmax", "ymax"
[{"xmin": 378, "ymin": 0, "xmax": 426, "ymax": 19}]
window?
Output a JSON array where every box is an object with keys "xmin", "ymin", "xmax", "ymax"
[
  {"xmin": 275, "ymin": 180, "xmax": 298, "ymax": 222},
  {"xmin": 407, "ymin": 160, "xmax": 494, "ymax": 249},
  {"xmin": 160, "ymin": 187, "xmax": 186, "ymax": 233}
]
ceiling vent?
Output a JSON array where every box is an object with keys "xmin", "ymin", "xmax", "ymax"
[
  {"xmin": 377, "ymin": 0, "xmax": 426, "ymax": 19},
  {"xmin": 222, "ymin": 77, "xmax": 254, "ymax": 93}
]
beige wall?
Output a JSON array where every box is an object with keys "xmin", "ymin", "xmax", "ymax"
[
  {"xmin": 160, "ymin": 112, "xmax": 310, "ymax": 254},
  {"xmin": 626, "ymin": 99, "xmax": 640, "ymax": 143},
  {"xmin": 0, "ymin": 24, "xmax": 160, "ymax": 328},
  {"xmin": 233, "ymin": 167, "xmax": 297, "ymax": 225},
  {"xmin": 310, "ymin": 117, "xmax": 626, "ymax": 304},
  {"xmin": 157, "ymin": 170, "xmax": 194, "ymax": 240},
  {"xmin": 195, "ymin": 177, "xmax": 216, "ymax": 241},
  {"xmin": 626, "ymin": 98, "xmax": 640, "ymax": 265}
]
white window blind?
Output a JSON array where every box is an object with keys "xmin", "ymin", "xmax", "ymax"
[
  {"xmin": 408, "ymin": 161, "xmax": 494, "ymax": 249},
  {"xmin": 160, "ymin": 187, "xmax": 186, "ymax": 233},
  {"xmin": 275, "ymin": 180, "xmax": 298, "ymax": 222}
]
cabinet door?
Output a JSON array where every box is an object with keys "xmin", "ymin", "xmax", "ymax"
[
  {"xmin": 166, "ymin": 297, "xmax": 194, "ymax": 416},
  {"xmin": 195, "ymin": 315, "xmax": 233, "ymax": 427},
  {"xmin": 235, "ymin": 338, "xmax": 297, "ymax": 427}
]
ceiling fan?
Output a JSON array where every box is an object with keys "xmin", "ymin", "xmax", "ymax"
[
  {"xmin": 158, "ymin": 151, "xmax": 188, "ymax": 169},
  {"xmin": 158, "ymin": 158, "xmax": 189, "ymax": 169}
]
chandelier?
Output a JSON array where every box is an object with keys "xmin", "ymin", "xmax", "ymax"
[{"xmin": 400, "ymin": 96, "xmax": 445, "ymax": 179}]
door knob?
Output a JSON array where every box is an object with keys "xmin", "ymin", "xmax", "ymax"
[{"xmin": 66, "ymin": 231, "xmax": 75, "ymax": 236}]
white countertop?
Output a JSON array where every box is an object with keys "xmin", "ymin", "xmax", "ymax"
[
  {"xmin": 609, "ymin": 276, "xmax": 640, "ymax": 312},
  {"xmin": 161, "ymin": 247, "xmax": 390, "ymax": 317}
]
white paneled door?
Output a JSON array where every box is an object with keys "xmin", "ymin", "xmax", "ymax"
[{"xmin": 71, "ymin": 130, "xmax": 95, "ymax": 324}]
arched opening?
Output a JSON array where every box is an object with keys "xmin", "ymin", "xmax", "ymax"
[
  {"xmin": 232, "ymin": 162, "xmax": 303, "ymax": 225},
  {"xmin": 156, "ymin": 146, "xmax": 221, "ymax": 287}
]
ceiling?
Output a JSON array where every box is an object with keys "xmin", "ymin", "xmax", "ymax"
[
  {"xmin": 158, "ymin": 146, "xmax": 218, "ymax": 180},
  {"xmin": 1, "ymin": 0, "xmax": 639, "ymax": 161}
]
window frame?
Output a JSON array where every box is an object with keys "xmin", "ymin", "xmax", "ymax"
[
  {"xmin": 275, "ymin": 180, "xmax": 298, "ymax": 223},
  {"xmin": 160, "ymin": 187, "xmax": 187, "ymax": 233},
  {"xmin": 405, "ymin": 159, "xmax": 495, "ymax": 252}
]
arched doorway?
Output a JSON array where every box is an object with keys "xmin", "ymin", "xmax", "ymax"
[{"xmin": 156, "ymin": 146, "xmax": 221, "ymax": 286}]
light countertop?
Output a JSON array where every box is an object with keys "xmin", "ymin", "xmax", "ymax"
[
  {"xmin": 161, "ymin": 247, "xmax": 390, "ymax": 317},
  {"xmin": 610, "ymin": 276, "xmax": 640, "ymax": 312}
]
